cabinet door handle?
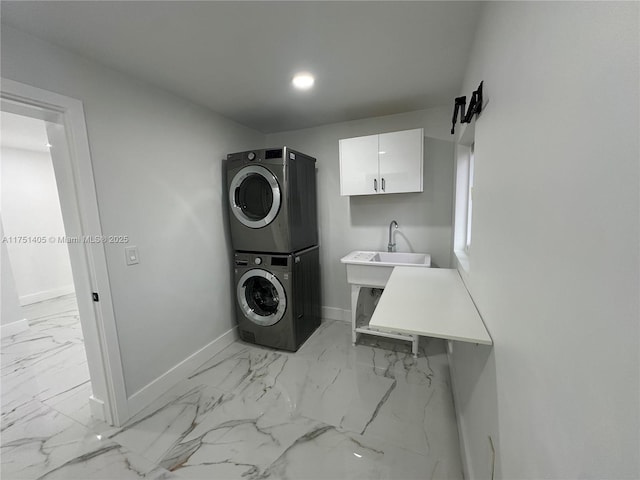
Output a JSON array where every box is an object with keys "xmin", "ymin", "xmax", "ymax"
[
  {"xmin": 374, "ymin": 179, "xmax": 377, "ymax": 191},
  {"xmin": 382, "ymin": 178, "xmax": 385, "ymax": 191}
]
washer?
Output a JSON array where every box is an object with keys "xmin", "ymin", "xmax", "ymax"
[
  {"xmin": 226, "ymin": 147, "xmax": 317, "ymax": 253},
  {"xmin": 233, "ymin": 246, "xmax": 320, "ymax": 352}
]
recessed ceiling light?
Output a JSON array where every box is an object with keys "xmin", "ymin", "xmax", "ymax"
[
  {"xmin": 45, "ymin": 143, "xmax": 52, "ymax": 148},
  {"xmin": 292, "ymin": 72, "xmax": 315, "ymax": 90}
]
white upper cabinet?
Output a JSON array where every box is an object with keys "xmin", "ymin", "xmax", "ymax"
[
  {"xmin": 339, "ymin": 134, "xmax": 379, "ymax": 196},
  {"xmin": 339, "ymin": 128, "xmax": 423, "ymax": 196},
  {"xmin": 378, "ymin": 129, "xmax": 423, "ymax": 194}
]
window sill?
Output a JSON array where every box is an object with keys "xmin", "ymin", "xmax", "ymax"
[{"xmin": 454, "ymin": 249, "xmax": 470, "ymax": 274}]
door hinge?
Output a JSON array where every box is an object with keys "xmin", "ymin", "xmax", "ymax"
[{"xmin": 92, "ymin": 292, "xmax": 100, "ymax": 302}]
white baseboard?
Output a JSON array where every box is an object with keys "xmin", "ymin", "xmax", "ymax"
[
  {"xmin": 322, "ymin": 306, "xmax": 351, "ymax": 323},
  {"xmin": 89, "ymin": 395, "xmax": 106, "ymax": 422},
  {"xmin": 20, "ymin": 284, "xmax": 75, "ymax": 306},
  {"xmin": 0, "ymin": 318, "xmax": 29, "ymax": 338},
  {"xmin": 126, "ymin": 326, "xmax": 239, "ymax": 417}
]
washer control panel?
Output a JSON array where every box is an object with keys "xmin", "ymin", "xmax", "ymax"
[{"xmin": 234, "ymin": 252, "xmax": 291, "ymax": 269}]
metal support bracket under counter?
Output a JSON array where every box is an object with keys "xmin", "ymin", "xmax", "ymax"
[
  {"xmin": 350, "ymin": 284, "xmax": 420, "ymax": 357},
  {"xmin": 341, "ymin": 250, "xmax": 432, "ymax": 357},
  {"xmin": 368, "ymin": 267, "xmax": 492, "ymax": 346}
]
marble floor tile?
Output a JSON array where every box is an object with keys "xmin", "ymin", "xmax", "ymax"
[
  {"xmin": 160, "ymin": 409, "xmax": 321, "ymax": 478},
  {"xmin": 185, "ymin": 342, "xmax": 284, "ymax": 393},
  {"xmin": 107, "ymin": 385, "xmax": 228, "ymax": 465},
  {"xmin": 1, "ymin": 328, "xmax": 80, "ymax": 371},
  {"xmin": 359, "ymin": 374, "xmax": 461, "ymax": 459},
  {"xmin": 1, "ymin": 338, "xmax": 90, "ymax": 418},
  {"xmin": 21, "ymin": 294, "xmax": 79, "ymax": 323},
  {"xmin": 105, "ymin": 354, "xmax": 395, "ymax": 469},
  {"xmin": 1, "ymin": 295, "xmax": 90, "ymax": 418},
  {"xmin": 297, "ymin": 319, "xmax": 449, "ymax": 381},
  {"xmin": 292, "ymin": 321, "xmax": 462, "ymax": 462},
  {"xmin": 29, "ymin": 315, "xmax": 85, "ymax": 345},
  {"xmin": 259, "ymin": 423, "xmax": 463, "ymax": 480},
  {"xmin": 1, "ymin": 398, "xmax": 174, "ymax": 480},
  {"xmin": 2, "ymin": 304, "xmax": 463, "ymax": 479},
  {"xmin": 35, "ymin": 444, "xmax": 176, "ymax": 480},
  {"xmin": 41, "ymin": 379, "xmax": 94, "ymax": 428},
  {"xmin": 186, "ymin": 340, "xmax": 396, "ymax": 434},
  {"xmin": 95, "ymin": 375, "xmax": 321, "ymax": 478},
  {"xmin": 283, "ymin": 357, "xmax": 396, "ymax": 434}
]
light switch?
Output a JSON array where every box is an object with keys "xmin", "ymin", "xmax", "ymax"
[{"xmin": 125, "ymin": 246, "xmax": 139, "ymax": 266}]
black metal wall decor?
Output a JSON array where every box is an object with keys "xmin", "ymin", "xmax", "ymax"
[{"xmin": 451, "ymin": 81, "xmax": 483, "ymax": 134}]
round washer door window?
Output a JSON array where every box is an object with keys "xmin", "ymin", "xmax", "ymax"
[
  {"xmin": 229, "ymin": 165, "xmax": 281, "ymax": 229},
  {"xmin": 237, "ymin": 269, "xmax": 286, "ymax": 326}
]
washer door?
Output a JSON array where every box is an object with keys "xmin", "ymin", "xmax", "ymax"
[
  {"xmin": 237, "ymin": 269, "xmax": 286, "ymax": 326},
  {"xmin": 229, "ymin": 165, "xmax": 281, "ymax": 229}
]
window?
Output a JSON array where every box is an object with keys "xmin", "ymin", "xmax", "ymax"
[
  {"xmin": 465, "ymin": 143, "xmax": 475, "ymax": 252},
  {"xmin": 453, "ymin": 122, "xmax": 476, "ymax": 271}
]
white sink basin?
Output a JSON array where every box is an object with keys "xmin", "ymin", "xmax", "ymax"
[
  {"xmin": 371, "ymin": 252, "xmax": 430, "ymax": 266},
  {"xmin": 341, "ymin": 250, "xmax": 431, "ymax": 287}
]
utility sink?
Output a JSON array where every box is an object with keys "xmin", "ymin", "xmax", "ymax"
[
  {"xmin": 341, "ymin": 250, "xmax": 431, "ymax": 288},
  {"xmin": 372, "ymin": 252, "xmax": 430, "ymax": 265}
]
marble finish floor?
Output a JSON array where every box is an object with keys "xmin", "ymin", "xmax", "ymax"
[{"xmin": 2, "ymin": 298, "xmax": 463, "ymax": 479}]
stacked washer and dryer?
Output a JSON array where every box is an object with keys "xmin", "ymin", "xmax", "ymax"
[{"xmin": 226, "ymin": 148, "xmax": 321, "ymax": 352}]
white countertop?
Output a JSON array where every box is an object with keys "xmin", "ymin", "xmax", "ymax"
[{"xmin": 369, "ymin": 267, "xmax": 492, "ymax": 345}]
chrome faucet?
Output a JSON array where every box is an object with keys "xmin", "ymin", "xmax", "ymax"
[{"xmin": 388, "ymin": 220, "xmax": 398, "ymax": 252}]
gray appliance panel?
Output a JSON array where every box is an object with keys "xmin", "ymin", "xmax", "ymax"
[
  {"xmin": 233, "ymin": 247, "xmax": 320, "ymax": 352},
  {"xmin": 226, "ymin": 147, "xmax": 317, "ymax": 253}
]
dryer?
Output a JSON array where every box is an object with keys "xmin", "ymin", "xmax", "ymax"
[
  {"xmin": 233, "ymin": 246, "xmax": 320, "ymax": 352},
  {"xmin": 226, "ymin": 147, "xmax": 317, "ymax": 253}
]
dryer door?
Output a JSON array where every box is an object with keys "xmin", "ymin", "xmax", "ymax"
[
  {"xmin": 237, "ymin": 269, "xmax": 287, "ymax": 326},
  {"xmin": 229, "ymin": 165, "xmax": 281, "ymax": 228}
]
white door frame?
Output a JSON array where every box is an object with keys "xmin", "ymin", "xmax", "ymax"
[{"xmin": 1, "ymin": 78, "xmax": 129, "ymax": 426}]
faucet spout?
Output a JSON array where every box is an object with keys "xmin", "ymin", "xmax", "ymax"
[{"xmin": 388, "ymin": 220, "xmax": 399, "ymax": 252}]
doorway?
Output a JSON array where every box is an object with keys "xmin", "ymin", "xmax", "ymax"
[
  {"xmin": 1, "ymin": 78, "xmax": 128, "ymax": 426},
  {"xmin": 1, "ymin": 111, "xmax": 91, "ymax": 423}
]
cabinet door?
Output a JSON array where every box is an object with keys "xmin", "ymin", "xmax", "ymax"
[
  {"xmin": 339, "ymin": 134, "xmax": 379, "ymax": 196},
  {"xmin": 378, "ymin": 128, "xmax": 423, "ymax": 194}
]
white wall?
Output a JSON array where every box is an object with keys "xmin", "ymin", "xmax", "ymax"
[
  {"xmin": 1, "ymin": 25, "xmax": 265, "ymax": 397},
  {"xmin": 1, "ymin": 146, "xmax": 75, "ymax": 304},
  {"xmin": 266, "ymin": 108, "xmax": 455, "ymax": 317},
  {"xmin": 1, "ymin": 219, "xmax": 24, "ymax": 330},
  {"xmin": 450, "ymin": 3, "xmax": 639, "ymax": 479}
]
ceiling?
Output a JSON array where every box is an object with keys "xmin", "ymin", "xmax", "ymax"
[
  {"xmin": 1, "ymin": 112, "xmax": 50, "ymax": 153},
  {"xmin": 1, "ymin": 1, "xmax": 482, "ymax": 133}
]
